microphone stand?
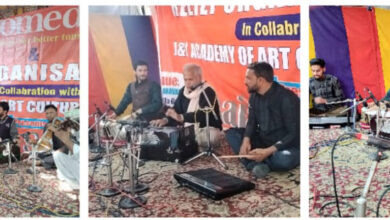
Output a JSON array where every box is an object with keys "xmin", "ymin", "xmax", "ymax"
[
  {"xmin": 355, "ymin": 149, "xmax": 384, "ymax": 217},
  {"xmin": 4, "ymin": 140, "xmax": 18, "ymax": 175},
  {"xmin": 120, "ymin": 123, "xmax": 149, "ymax": 193},
  {"xmin": 96, "ymin": 123, "xmax": 122, "ymax": 197},
  {"xmin": 184, "ymin": 86, "xmax": 227, "ymax": 169},
  {"xmin": 352, "ymin": 98, "xmax": 357, "ymax": 131},
  {"xmin": 355, "ymin": 106, "xmax": 387, "ymax": 217},
  {"xmin": 27, "ymin": 142, "xmax": 42, "ymax": 192},
  {"xmin": 119, "ymin": 126, "xmax": 147, "ymax": 209},
  {"xmin": 89, "ymin": 106, "xmax": 109, "ymax": 154}
]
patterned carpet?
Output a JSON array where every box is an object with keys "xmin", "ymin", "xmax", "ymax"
[
  {"xmin": 0, "ymin": 162, "xmax": 79, "ymax": 217},
  {"xmin": 89, "ymin": 140, "xmax": 300, "ymax": 217},
  {"xmin": 309, "ymin": 128, "xmax": 390, "ymax": 217}
]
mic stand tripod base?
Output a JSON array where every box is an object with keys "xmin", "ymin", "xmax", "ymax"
[
  {"xmin": 184, "ymin": 149, "xmax": 228, "ymax": 170},
  {"xmin": 27, "ymin": 184, "xmax": 42, "ymax": 192},
  {"xmin": 4, "ymin": 168, "xmax": 18, "ymax": 174},
  {"xmin": 118, "ymin": 194, "xmax": 147, "ymax": 209},
  {"xmin": 122, "ymin": 182, "xmax": 149, "ymax": 194},
  {"xmin": 97, "ymin": 188, "xmax": 120, "ymax": 197}
]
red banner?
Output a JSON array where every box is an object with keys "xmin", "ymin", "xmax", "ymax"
[
  {"xmin": 0, "ymin": 6, "xmax": 79, "ymax": 136},
  {"xmin": 153, "ymin": 6, "xmax": 300, "ymax": 128}
]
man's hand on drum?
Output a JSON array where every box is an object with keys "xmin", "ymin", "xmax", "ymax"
[{"xmin": 150, "ymin": 118, "xmax": 168, "ymax": 127}]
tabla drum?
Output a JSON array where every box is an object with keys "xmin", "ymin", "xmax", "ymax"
[
  {"xmin": 98, "ymin": 120, "xmax": 127, "ymax": 146},
  {"xmin": 360, "ymin": 107, "xmax": 374, "ymax": 133},
  {"xmin": 363, "ymin": 106, "xmax": 390, "ymax": 135},
  {"xmin": 369, "ymin": 117, "xmax": 390, "ymax": 140}
]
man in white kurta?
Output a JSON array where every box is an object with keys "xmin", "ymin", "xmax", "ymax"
[{"xmin": 48, "ymin": 125, "xmax": 79, "ymax": 190}]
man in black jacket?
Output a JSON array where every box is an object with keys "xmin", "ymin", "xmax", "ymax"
[
  {"xmin": 0, "ymin": 102, "xmax": 18, "ymax": 142},
  {"xmin": 309, "ymin": 58, "xmax": 345, "ymax": 116},
  {"xmin": 0, "ymin": 101, "xmax": 19, "ymax": 163},
  {"xmin": 226, "ymin": 62, "xmax": 300, "ymax": 178},
  {"xmin": 150, "ymin": 63, "xmax": 222, "ymax": 148}
]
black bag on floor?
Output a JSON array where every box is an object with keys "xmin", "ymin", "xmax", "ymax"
[{"xmin": 140, "ymin": 125, "xmax": 198, "ymax": 163}]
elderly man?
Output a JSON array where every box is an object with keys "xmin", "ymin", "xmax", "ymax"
[{"xmin": 150, "ymin": 64, "xmax": 222, "ymax": 148}]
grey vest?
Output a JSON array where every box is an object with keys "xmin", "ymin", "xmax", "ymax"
[
  {"xmin": 0, "ymin": 116, "xmax": 13, "ymax": 140},
  {"xmin": 130, "ymin": 80, "xmax": 151, "ymax": 112}
]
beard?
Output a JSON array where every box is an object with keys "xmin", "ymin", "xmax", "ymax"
[
  {"xmin": 136, "ymin": 75, "xmax": 147, "ymax": 82},
  {"xmin": 246, "ymin": 84, "xmax": 259, "ymax": 93},
  {"xmin": 314, "ymin": 74, "xmax": 324, "ymax": 80}
]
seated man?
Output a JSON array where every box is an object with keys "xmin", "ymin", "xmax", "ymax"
[
  {"xmin": 0, "ymin": 101, "xmax": 19, "ymax": 163},
  {"xmin": 48, "ymin": 123, "xmax": 79, "ymax": 190},
  {"xmin": 0, "ymin": 101, "xmax": 18, "ymax": 141},
  {"xmin": 110, "ymin": 60, "xmax": 163, "ymax": 121},
  {"xmin": 150, "ymin": 63, "xmax": 223, "ymax": 149},
  {"xmin": 309, "ymin": 58, "xmax": 346, "ymax": 116},
  {"xmin": 226, "ymin": 62, "xmax": 300, "ymax": 178},
  {"xmin": 34, "ymin": 105, "xmax": 68, "ymax": 169}
]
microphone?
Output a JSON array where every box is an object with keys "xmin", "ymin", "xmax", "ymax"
[
  {"xmin": 356, "ymin": 92, "xmax": 368, "ymax": 107},
  {"xmin": 349, "ymin": 132, "xmax": 390, "ymax": 150},
  {"xmin": 365, "ymin": 88, "xmax": 379, "ymax": 106}
]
